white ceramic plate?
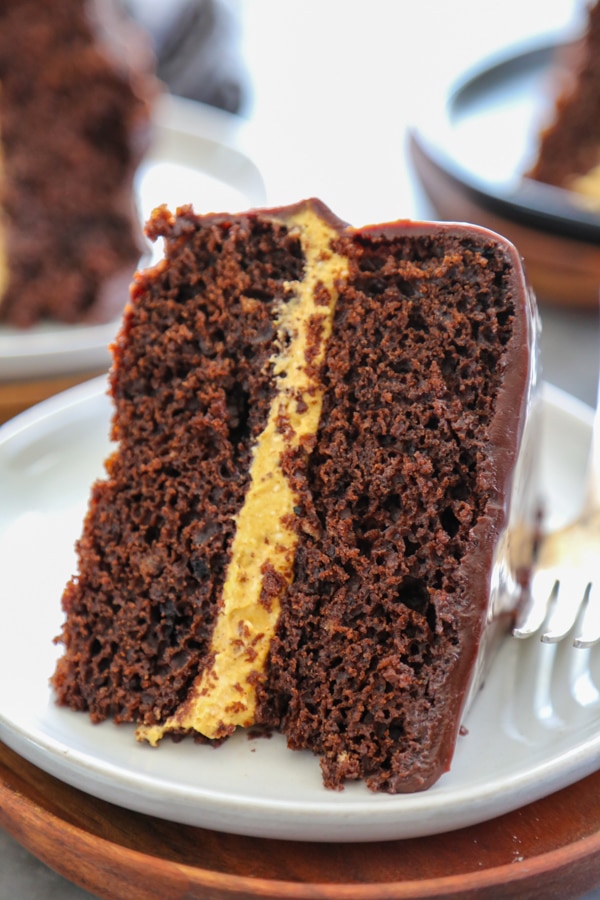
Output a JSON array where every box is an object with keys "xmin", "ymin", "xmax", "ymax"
[
  {"xmin": 0, "ymin": 95, "xmax": 266, "ymax": 381},
  {"xmin": 0, "ymin": 378, "xmax": 599, "ymax": 843}
]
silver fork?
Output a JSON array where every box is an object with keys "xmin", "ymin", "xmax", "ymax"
[{"xmin": 513, "ymin": 381, "xmax": 600, "ymax": 648}]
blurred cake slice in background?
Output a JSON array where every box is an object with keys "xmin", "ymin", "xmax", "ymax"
[{"xmin": 0, "ymin": 0, "xmax": 157, "ymax": 327}]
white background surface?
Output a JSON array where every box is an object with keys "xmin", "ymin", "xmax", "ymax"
[{"xmin": 238, "ymin": 0, "xmax": 581, "ymax": 227}]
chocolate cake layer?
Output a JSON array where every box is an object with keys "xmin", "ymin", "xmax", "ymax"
[{"xmin": 53, "ymin": 199, "xmax": 538, "ymax": 793}]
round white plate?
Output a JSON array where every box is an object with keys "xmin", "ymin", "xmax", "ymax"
[
  {"xmin": 0, "ymin": 379, "xmax": 599, "ymax": 843},
  {"xmin": 0, "ymin": 94, "xmax": 266, "ymax": 381}
]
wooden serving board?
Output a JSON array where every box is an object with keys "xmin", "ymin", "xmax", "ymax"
[{"xmin": 1, "ymin": 741, "xmax": 600, "ymax": 899}]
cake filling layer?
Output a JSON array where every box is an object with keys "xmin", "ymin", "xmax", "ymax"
[{"xmin": 138, "ymin": 207, "xmax": 349, "ymax": 744}]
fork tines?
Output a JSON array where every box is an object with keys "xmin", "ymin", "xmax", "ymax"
[{"xmin": 513, "ymin": 572, "xmax": 600, "ymax": 648}]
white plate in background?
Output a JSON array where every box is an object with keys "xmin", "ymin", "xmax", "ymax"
[{"xmin": 0, "ymin": 95, "xmax": 266, "ymax": 381}]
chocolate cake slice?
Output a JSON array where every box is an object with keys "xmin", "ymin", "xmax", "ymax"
[{"xmin": 52, "ymin": 199, "xmax": 539, "ymax": 792}]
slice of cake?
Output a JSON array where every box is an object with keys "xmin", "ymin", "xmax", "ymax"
[
  {"xmin": 0, "ymin": 0, "xmax": 156, "ymax": 327},
  {"xmin": 52, "ymin": 199, "xmax": 539, "ymax": 793},
  {"xmin": 527, "ymin": 0, "xmax": 600, "ymax": 207}
]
